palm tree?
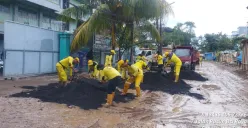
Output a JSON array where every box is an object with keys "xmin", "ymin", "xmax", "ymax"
[
  {"xmin": 69, "ymin": 0, "xmax": 173, "ymax": 53},
  {"xmin": 116, "ymin": 20, "xmax": 160, "ymax": 59},
  {"xmin": 58, "ymin": 0, "xmax": 100, "ymax": 27}
]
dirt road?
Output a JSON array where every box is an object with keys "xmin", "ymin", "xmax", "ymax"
[{"xmin": 0, "ymin": 62, "xmax": 247, "ymax": 128}]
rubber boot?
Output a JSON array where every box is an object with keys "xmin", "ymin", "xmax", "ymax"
[
  {"xmin": 104, "ymin": 94, "xmax": 113, "ymax": 107},
  {"xmin": 174, "ymin": 75, "xmax": 179, "ymax": 83},
  {"xmin": 121, "ymin": 84, "xmax": 130, "ymax": 96},
  {"xmin": 135, "ymin": 87, "xmax": 141, "ymax": 97},
  {"xmin": 112, "ymin": 92, "xmax": 116, "ymax": 106}
]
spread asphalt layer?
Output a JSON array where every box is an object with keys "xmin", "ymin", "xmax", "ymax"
[{"xmin": 0, "ymin": 62, "xmax": 247, "ymax": 128}]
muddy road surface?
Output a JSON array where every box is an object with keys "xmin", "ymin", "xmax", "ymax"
[{"xmin": 0, "ymin": 62, "xmax": 247, "ymax": 128}]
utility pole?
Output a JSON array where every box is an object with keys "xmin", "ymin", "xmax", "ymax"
[{"xmin": 158, "ymin": 1, "xmax": 175, "ymax": 54}]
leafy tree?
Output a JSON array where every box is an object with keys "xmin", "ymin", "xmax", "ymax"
[
  {"xmin": 199, "ymin": 33, "xmax": 242, "ymax": 52},
  {"xmin": 69, "ymin": 0, "xmax": 173, "ymax": 53},
  {"xmin": 162, "ymin": 22, "xmax": 196, "ymax": 46}
]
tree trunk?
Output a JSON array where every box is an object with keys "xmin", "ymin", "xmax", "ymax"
[
  {"xmin": 130, "ymin": 23, "xmax": 134, "ymax": 63},
  {"xmin": 159, "ymin": 17, "xmax": 162, "ymax": 53},
  {"xmin": 111, "ymin": 23, "xmax": 116, "ymax": 50},
  {"xmin": 118, "ymin": 48, "xmax": 121, "ymax": 60}
]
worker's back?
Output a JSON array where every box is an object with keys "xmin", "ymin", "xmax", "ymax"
[
  {"xmin": 102, "ymin": 67, "xmax": 121, "ymax": 80},
  {"xmin": 170, "ymin": 53, "xmax": 182, "ymax": 65},
  {"xmin": 59, "ymin": 56, "xmax": 74, "ymax": 68},
  {"xmin": 134, "ymin": 60, "xmax": 147, "ymax": 69}
]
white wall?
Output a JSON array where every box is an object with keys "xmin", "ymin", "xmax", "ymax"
[{"xmin": 4, "ymin": 21, "xmax": 59, "ymax": 77}]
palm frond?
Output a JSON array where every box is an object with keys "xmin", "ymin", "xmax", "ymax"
[
  {"xmin": 70, "ymin": 4, "xmax": 112, "ymax": 53},
  {"xmin": 138, "ymin": 21, "xmax": 161, "ymax": 41},
  {"xmin": 123, "ymin": 0, "xmax": 174, "ymax": 21}
]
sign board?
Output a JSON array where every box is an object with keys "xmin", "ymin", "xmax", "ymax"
[{"xmin": 94, "ymin": 35, "xmax": 111, "ymax": 51}]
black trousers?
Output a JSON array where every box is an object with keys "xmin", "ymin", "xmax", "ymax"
[
  {"xmin": 158, "ymin": 64, "xmax": 163, "ymax": 73},
  {"xmin": 107, "ymin": 76, "xmax": 121, "ymax": 94}
]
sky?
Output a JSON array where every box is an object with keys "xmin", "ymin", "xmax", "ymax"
[{"xmin": 165, "ymin": 0, "xmax": 248, "ymax": 37}]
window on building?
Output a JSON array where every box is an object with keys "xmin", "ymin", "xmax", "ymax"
[
  {"xmin": 41, "ymin": 16, "xmax": 51, "ymax": 29},
  {"xmin": 0, "ymin": 4, "xmax": 10, "ymax": 13},
  {"xmin": 63, "ymin": 0, "xmax": 69, "ymax": 9},
  {"xmin": 17, "ymin": 8, "xmax": 38, "ymax": 26},
  {"xmin": 0, "ymin": 4, "xmax": 11, "ymax": 21},
  {"xmin": 51, "ymin": 19, "xmax": 62, "ymax": 31}
]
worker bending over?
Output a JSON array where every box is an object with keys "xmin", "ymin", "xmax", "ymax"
[
  {"xmin": 88, "ymin": 60, "xmax": 99, "ymax": 79},
  {"xmin": 116, "ymin": 59, "xmax": 129, "ymax": 79},
  {"xmin": 121, "ymin": 60, "xmax": 148, "ymax": 97},
  {"xmin": 164, "ymin": 52, "xmax": 182, "ymax": 82},
  {"xmin": 56, "ymin": 56, "xmax": 79, "ymax": 86},
  {"xmin": 105, "ymin": 50, "xmax": 116, "ymax": 67},
  {"xmin": 97, "ymin": 65, "xmax": 121, "ymax": 107}
]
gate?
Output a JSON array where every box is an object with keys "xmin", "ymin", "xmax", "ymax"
[{"xmin": 3, "ymin": 21, "xmax": 59, "ymax": 77}]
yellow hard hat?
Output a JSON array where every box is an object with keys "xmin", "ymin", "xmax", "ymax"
[
  {"xmin": 110, "ymin": 50, "xmax": 116, "ymax": 54},
  {"xmin": 88, "ymin": 60, "xmax": 93, "ymax": 66},
  {"xmin": 119, "ymin": 60, "xmax": 124, "ymax": 65},
  {"xmin": 125, "ymin": 59, "xmax": 129, "ymax": 63},
  {"xmin": 164, "ymin": 52, "xmax": 169, "ymax": 57},
  {"xmin": 75, "ymin": 57, "xmax": 80, "ymax": 62}
]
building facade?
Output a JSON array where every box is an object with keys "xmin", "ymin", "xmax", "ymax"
[
  {"xmin": 0, "ymin": 0, "xmax": 82, "ymax": 34},
  {"xmin": 237, "ymin": 26, "xmax": 248, "ymax": 36},
  {"xmin": 0, "ymin": 0, "xmax": 85, "ymax": 78}
]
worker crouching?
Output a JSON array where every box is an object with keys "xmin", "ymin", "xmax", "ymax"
[
  {"xmin": 164, "ymin": 52, "xmax": 182, "ymax": 82},
  {"xmin": 97, "ymin": 64, "xmax": 121, "ymax": 107},
  {"xmin": 88, "ymin": 60, "xmax": 99, "ymax": 79},
  {"xmin": 116, "ymin": 59, "xmax": 129, "ymax": 80},
  {"xmin": 121, "ymin": 61, "xmax": 147, "ymax": 97},
  {"xmin": 56, "ymin": 56, "xmax": 79, "ymax": 87}
]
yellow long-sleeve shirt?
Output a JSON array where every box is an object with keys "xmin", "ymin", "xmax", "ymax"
[
  {"xmin": 56, "ymin": 56, "xmax": 74, "ymax": 76},
  {"xmin": 89, "ymin": 63, "xmax": 99, "ymax": 78},
  {"xmin": 157, "ymin": 55, "xmax": 163, "ymax": 65},
  {"xmin": 127, "ymin": 64, "xmax": 143, "ymax": 77},
  {"xmin": 116, "ymin": 60, "xmax": 124, "ymax": 72},
  {"xmin": 104, "ymin": 55, "xmax": 113, "ymax": 67},
  {"xmin": 100, "ymin": 67, "xmax": 121, "ymax": 81},
  {"xmin": 134, "ymin": 60, "xmax": 147, "ymax": 70},
  {"xmin": 166, "ymin": 53, "xmax": 182, "ymax": 66}
]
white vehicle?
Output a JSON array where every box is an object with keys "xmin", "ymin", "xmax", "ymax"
[{"xmin": 135, "ymin": 49, "xmax": 157, "ymax": 63}]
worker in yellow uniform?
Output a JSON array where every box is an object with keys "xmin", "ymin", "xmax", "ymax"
[
  {"xmin": 56, "ymin": 56, "xmax": 80, "ymax": 86},
  {"xmin": 105, "ymin": 50, "xmax": 116, "ymax": 67},
  {"xmin": 164, "ymin": 52, "xmax": 182, "ymax": 82},
  {"xmin": 199, "ymin": 56, "xmax": 203, "ymax": 67},
  {"xmin": 136, "ymin": 54, "xmax": 142, "ymax": 62},
  {"xmin": 97, "ymin": 64, "xmax": 121, "ymax": 107},
  {"xmin": 156, "ymin": 51, "xmax": 164, "ymax": 73},
  {"xmin": 121, "ymin": 60, "xmax": 148, "ymax": 97},
  {"xmin": 88, "ymin": 60, "xmax": 99, "ymax": 79},
  {"xmin": 141, "ymin": 54, "xmax": 147, "ymax": 62},
  {"xmin": 116, "ymin": 59, "xmax": 129, "ymax": 79}
]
